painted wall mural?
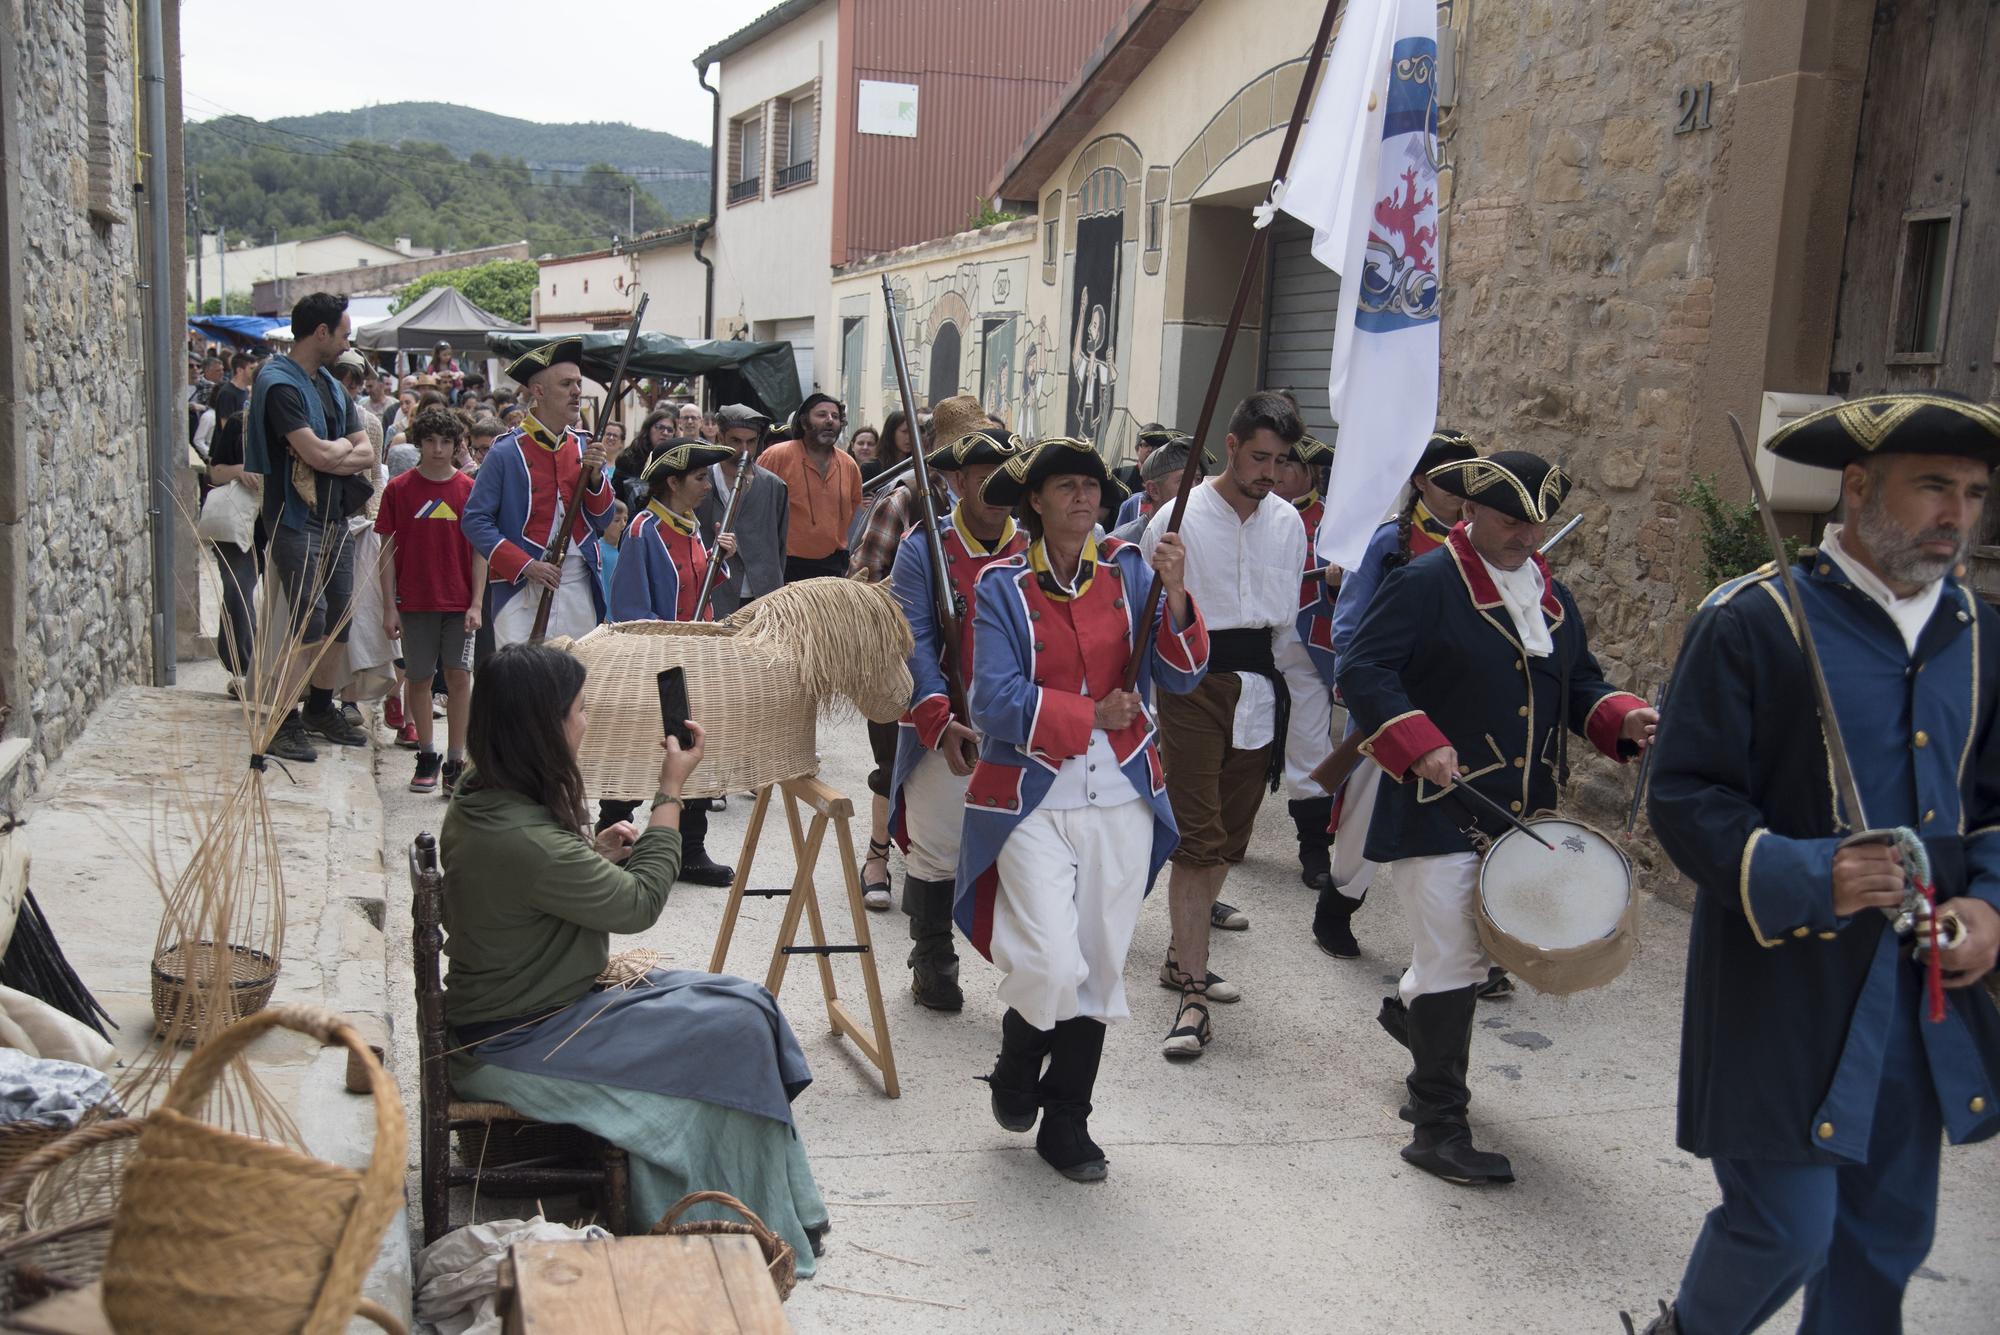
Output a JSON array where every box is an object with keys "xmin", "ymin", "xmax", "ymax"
[
  {"xmin": 1067, "ymin": 167, "xmax": 1126, "ymax": 444},
  {"xmin": 868, "ymin": 253, "xmax": 1033, "ymax": 427}
]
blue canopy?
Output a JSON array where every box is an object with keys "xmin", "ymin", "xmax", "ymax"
[{"xmin": 188, "ymin": 315, "xmax": 287, "ymax": 348}]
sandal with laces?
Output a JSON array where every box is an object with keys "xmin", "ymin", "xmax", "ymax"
[
  {"xmin": 1158, "ymin": 953, "xmax": 1240, "ymax": 1003},
  {"xmin": 862, "ymin": 838, "xmax": 894, "ymax": 911},
  {"xmin": 1161, "ymin": 984, "xmax": 1212, "ymax": 1061}
]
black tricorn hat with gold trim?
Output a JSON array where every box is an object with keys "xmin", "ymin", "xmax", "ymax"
[
  {"xmin": 504, "ymin": 335, "xmax": 585, "ymax": 386},
  {"xmin": 1429, "ymin": 449, "xmax": 1571, "ymax": 524},
  {"xmin": 1417, "ymin": 428, "xmax": 1479, "ymax": 474},
  {"xmin": 641, "ymin": 438, "xmax": 734, "ymax": 481},
  {"xmin": 1763, "ymin": 392, "xmax": 2000, "ymax": 470},
  {"xmin": 1137, "ymin": 424, "xmax": 1190, "ymax": 451},
  {"xmin": 982, "ymin": 436, "xmax": 1130, "ymax": 511},
  {"xmin": 925, "ymin": 427, "xmax": 1021, "ymax": 472},
  {"xmin": 1291, "ymin": 433, "xmax": 1334, "ymax": 466}
]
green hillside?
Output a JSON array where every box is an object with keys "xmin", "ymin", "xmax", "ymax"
[{"xmin": 268, "ymin": 102, "xmax": 710, "ymax": 219}]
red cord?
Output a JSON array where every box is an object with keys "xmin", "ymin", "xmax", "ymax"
[{"xmin": 1923, "ymin": 879, "xmax": 1946, "ymax": 1024}]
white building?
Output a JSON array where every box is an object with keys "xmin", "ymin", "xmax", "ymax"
[{"xmin": 186, "ymin": 230, "xmax": 432, "ymax": 305}]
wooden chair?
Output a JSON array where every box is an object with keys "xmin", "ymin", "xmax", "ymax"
[{"xmin": 410, "ymin": 832, "xmax": 630, "ymax": 1245}]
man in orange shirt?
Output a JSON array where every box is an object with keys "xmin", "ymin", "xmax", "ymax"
[{"xmin": 760, "ymin": 393, "xmax": 862, "ymax": 581}]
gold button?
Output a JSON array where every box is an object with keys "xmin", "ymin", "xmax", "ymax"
[
  {"xmin": 1817, "ymin": 564, "xmax": 1831, "ymax": 575},
  {"xmin": 1924, "ymin": 809, "xmax": 1936, "ymax": 824},
  {"xmin": 1510, "ymin": 801, "xmax": 1522, "ymax": 813},
  {"xmin": 1973, "ymin": 1096, "xmax": 1989, "ymax": 1114},
  {"xmin": 1514, "ymin": 659, "xmax": 1524, "ymax": 671},
  {"xmin": 1793, "ymin": 926, "xmax": 1811, "ymax": 939},
  {"xmin": 1914, "ymin": 731, "xmax": 1929, "ymax": 748},
  {"xmin": 1512, "ymin": 757, "xmax": 1524, "ymax": 769},
  {"xmin": 1816, "ymin": 1121, "xmax": 1835, "ymax": 1140},
  {"xmin": 1818, "ymin": 931, "xmax": 1837, "ymax": 940},
  {"xmin": 1517, "ymin": 706, "xmax": 1529, "ymax": 717}
]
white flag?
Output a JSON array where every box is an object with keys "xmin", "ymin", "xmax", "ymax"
[{"xmin": 1273, "ymin": 0, "xmax": 1440, "ymax": 571}]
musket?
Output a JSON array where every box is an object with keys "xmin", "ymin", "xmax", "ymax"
[
  {"xmin": 1308, "ymin": 507, "xmax": 1590, "ymax": 795},
  {"xmin": 862, "ymin": 452, "xmax": 918, "ymax": 496},
  {"xmin": 530, "ymin": 293, "xmax": 649, "ymax": 642},
  {"xmin": 1123, "ymin": 0, "xmax": 1343, "ymax": 690},
  {"xmin": 1724, "ymin": 411, "xmax": 1919, "ymax": 932},
  {"xmin": 882, "ymin": 275, "xmax": 973, "ymax": 764},
  {"xmin": 692, "ymin": 445, "xmax": 753, "ymax": 621}
]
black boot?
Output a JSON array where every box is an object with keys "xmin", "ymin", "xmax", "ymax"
[
  {"xmin": 1036, "ymin": 1017, "xmax": 1108, "ymax": 1182},
  {"xmin": 1288, "ymin": 797, "xmax": 1334, "ymax": 889},
  {"xmin": 677, "ymin": 799, "xmax": 735, "ymax": 887},
  {"xmin": 981, "ymin": 1008, "xmax": 1052, "ymax": 1133},
  {"xmin": 1399, "ymin": 984, "xmax": 1513, "ymax": 1186},
  {"xmin": 1377, "ymin": 994, "xmax": 1409, "ymax": 1049},
  {"xmin": 902, "ymin": 876, "xmax": 963, "ymax": 1011},
  {"xmin": 1621, "ymin": 1301, "xmax": 1680, "ymax": 1335},
  {"xmin": 1312, "ymin": 884, "xmax": 1365, "ymax": 958}
]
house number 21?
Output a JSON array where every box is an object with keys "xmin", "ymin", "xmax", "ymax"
[{"xmin": 1674, "ymin": 82, "xmax": 1714, "ymax": 134}]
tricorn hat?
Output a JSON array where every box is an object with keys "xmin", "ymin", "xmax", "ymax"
[
  {"xmin": 1429, "ymin": 449, "xmax": 1572, "ymax": 524},
  {"xmin": 982, "ymin": 436, "xmax": 1130, "ymax": 511},
  {"xmin": 641, "ymin": 438, "xmax": 735, "ymax": 482},
  {"xmin": 1416, "ymin": 428, "xmax": 1480, "ymax": 475},
  {"xmin": 930, "ymin": 395, "xmax": 992, "ymax": 456},
  {"xmin": 1136, "ymin": 424, "xmax": 1190, "ymax": 451},
  {"xmin": 925, "ymin": 426, "xmax": 1020, "ymax": 471},
  {"xmin": 505, "ymin": 336, "xmax": 585, "ymax": 386},
  {"xmin": 1763, "ymin": 392, "xmax": 2000, "ymax": 470},
  {"xmin": 1291, "ymin": 433, "xmax": 1334, "ymax": 466}
]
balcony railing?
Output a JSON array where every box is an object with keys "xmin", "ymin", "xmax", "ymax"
[
  {"xmin": 727, "ymin": 176, "xmax": 760, "ymax": 205},
  {"xmin": 776, "ymin": 159, "xmax": 815, "ymax": 190}
]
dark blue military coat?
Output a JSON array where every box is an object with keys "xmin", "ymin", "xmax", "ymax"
[
  {"xmin": 1336, "ymin": 525, "xmax": 1645, "ymax": 861},
  {"xmin": 1648, "ymin": 555, "xmax": 2000, "ymax": 1162}
]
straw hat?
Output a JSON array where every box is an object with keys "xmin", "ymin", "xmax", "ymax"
[{"xmin": 929, "ymin": 395, "xmax": 992, "ymax": 455}]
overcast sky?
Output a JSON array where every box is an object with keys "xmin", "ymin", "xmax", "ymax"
[{"xmin": 180, "ymin": 0, "xmax": 777, "ymax": 144}]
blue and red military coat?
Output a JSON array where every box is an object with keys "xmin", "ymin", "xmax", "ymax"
[
  {"xmin": 1336, "ymin": 523, "xmax": 1646, "ymax": 862},
  {"xmin": 609, "ymin": 502, "xmax": 719, "ymax": 624},
  {"xmin": 886, "ymin": 509, "xmax": 1029, "ymax": 850},
  {"xmin": 1293, "ymin": 492, "xmax": 1340, "ymax": 683},
  {"xmin": 460, "ymin": 415, "xmax": 615, "ymax": 623},
  {"xmin": 953, "ymin": 536, "xmax": 1210, "ymax": 959}
]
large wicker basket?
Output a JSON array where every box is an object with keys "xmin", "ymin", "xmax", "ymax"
[
  {"xmin": 650, "ymin": 1190, "xmax": 796, "ymax": 1301},
  {"xmin": 150, "ymin": 940, "xmax": 278, "ymax": 1043},
  {"xmin": 0, "ymin": 1117, "xmax": 136, "ymax": 1312}
]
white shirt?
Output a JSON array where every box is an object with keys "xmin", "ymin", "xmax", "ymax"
[
  {"xmin": 1821, "ymin": 522, "xmax": 1943, "ymax": 656},
  {"xmin": 1141, "ymin": 482, "xmax": 1307, "ymax": 749},
  {"xmin": 1481, "ymin": 553, "xmax": 1554, "ymax": 657}
]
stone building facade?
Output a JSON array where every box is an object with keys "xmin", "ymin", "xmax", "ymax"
[{"xmin": 0, "ymin": 0, "xmax": 186, "ymax": 797}]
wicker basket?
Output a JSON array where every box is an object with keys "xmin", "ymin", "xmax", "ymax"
[
  {"xmin": 0, "ymin": 1124, "xmax": 68, "ymax": 1209},
  {"xmin": 101, "ymin": 1004, "xmax": 407, "ymax": 1335},
  {"xmin": 0, "ymin": 1117, "xmax": 139, "ymax": 1312},
  {"xmin": 650, "ymin": 1190, "xmax": 796, "ymax": 1301},
  {"xmin": 150, "ymin": 940, "xmax": 278, "ymax": 1043}
]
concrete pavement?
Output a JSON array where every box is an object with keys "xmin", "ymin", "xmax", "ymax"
[{"xmin": 370, "ymin": 709, "xmax": 1998, "ymax": 1334}]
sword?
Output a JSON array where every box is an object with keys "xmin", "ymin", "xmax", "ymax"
[{"xmin": 1539, "ymin": 513, "xmax": 1583, "ymax": 555}]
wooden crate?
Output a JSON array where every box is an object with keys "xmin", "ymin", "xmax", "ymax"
[{"xmin": 503, "ymin": 1235, "xmax": 789, "ymax": 1335}]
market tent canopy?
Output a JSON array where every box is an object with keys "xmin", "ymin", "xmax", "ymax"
[
  {"xmin": 483, "ymin": 330, "xmax": 804, "ymax": 425},
  {"xmin": 187, "ymin": 315, "xmax": 287, "ymax": 348},
  {"xmin": 355, "ymin": 285, "xmax": 529, "ymax": 353}
]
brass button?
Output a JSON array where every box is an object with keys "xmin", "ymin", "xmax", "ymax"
[
  {"xmin": 1816, "ymin": 1121, "xmax": 1835, "ymax": 1140},
  {"xmin": 984, "ymin": 798, "xmax": 997, "ymax": 807},
  {"xmin": 1113, "ymin": 598, "xmax": 1125, "ymax": 609},
  {"xmin": 1793, "ymin": 926, "xmax": 1811, "ymax": 939},
  {"xmin": 1514, "ymin": 659, "xmax": 1524, "ymax": 671},
  {"xmin": 1914, "ymin": 731, "xmax": 1929, "ymax": 748},
  {"xmin": 1517, "ymin": 706, "xmax": 1528, "ymax": 717},
  {"xmin": 1513, "ymin": 757, "xmax": 1525, "ymax": 769},
  {"xmin": 1033, "ymin": 641, "xmax": 1046, "ymax": 652},
  {"xmin": 1029, "ymin": 610, "xmax": 1042, "ymax": 621},
  {"xmin": 1924, "ymin": 809, "xmax": 1937, "ymax": 824},
  {"xmin": 1973, "ymin": 1096, "xmax": 1988, "ymax": 1114},
  {"xmin": 1509, "ymin": 800, "xmax": 1522, "ymax": 813},
  {"xmin": 1818, "ymin": 931, "xmax": 1837, "ymax": 940},
  {"xmin": 1817, "ymin": 564, "xmax": 1830, "ymax": 575}
]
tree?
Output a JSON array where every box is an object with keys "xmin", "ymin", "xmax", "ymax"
[{"xmin": 391, "ymin": 260, "xmax": 539, "ymax": 324}]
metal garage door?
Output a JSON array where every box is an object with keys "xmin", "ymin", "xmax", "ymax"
[{"xmin": 1261, "ymin": 217, "xmax": 1338, "ymax": 441}]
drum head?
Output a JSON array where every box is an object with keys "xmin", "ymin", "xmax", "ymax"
[{"xmin": 1480, "ymin": 820, "xmax": 1629, "ymax": 950}]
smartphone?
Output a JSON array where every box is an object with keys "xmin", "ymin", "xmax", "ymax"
[{"xmin": 656, "ymin": 667, "xmax": 694, "ymax": 749}]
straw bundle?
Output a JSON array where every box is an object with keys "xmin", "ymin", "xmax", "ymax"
[{"xmin": 562, "ymin": 576, "xmax": 914, "ymax": 801}]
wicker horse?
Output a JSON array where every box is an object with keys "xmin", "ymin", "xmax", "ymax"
[{"xmin": 557, "ymin": 575, "xmax": 916, "ymax": 802}]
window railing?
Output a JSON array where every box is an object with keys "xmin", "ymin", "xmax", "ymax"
[
  {"xmin": 728, "ymin": 177, "xmax": 761, "ymax": 204},
  {"xmin": 776, "ymin": 159, "xmax": 815, "ymax": 190}
]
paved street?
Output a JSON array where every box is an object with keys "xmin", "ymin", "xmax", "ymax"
[{"xmin": 373, "ymin": 709, "xmax": 1999, "ymax": 1333}]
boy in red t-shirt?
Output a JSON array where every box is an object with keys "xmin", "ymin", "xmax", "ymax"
[{"xmin": 376, "ymin": 408, "xmax": 487, "ymax": 794}]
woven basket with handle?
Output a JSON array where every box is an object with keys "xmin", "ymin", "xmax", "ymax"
[
  {"xmin": 650, "ymin": 1190, "xmax": 796, "ymax": 1301},
  {"xmin": 101, "ymin": 1004, "xmax": 407, "ymax": 1334}
]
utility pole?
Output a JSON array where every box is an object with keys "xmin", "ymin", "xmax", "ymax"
[
  {"xmin": 629, "ymin": 184, "xmax": 636, "ymax": 237},
  {"xmin": 218, "ymin": 223, "xmax": 227, "ymax": 314},
  {"xmin": 187, "ymin": 170, "xmax": 203, "ymax": 314}
]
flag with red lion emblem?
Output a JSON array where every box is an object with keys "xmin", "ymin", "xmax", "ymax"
[{"xmin": 1270, "ymin": 0, "xmax": 1439, "ymax": 571}]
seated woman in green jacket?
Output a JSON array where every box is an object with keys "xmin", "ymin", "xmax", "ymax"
[{"xmin": 441, "ymin": 643, "xmax": 827, "ymax": 1268}]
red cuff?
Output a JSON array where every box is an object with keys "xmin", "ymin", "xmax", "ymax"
[
  {"xmin": 1154, "ymin": 595, "xmax": 1209, "ymax": 672},
  {"xmin": 1028, "ymin": 689, "xmax": 1095, "ymax": 764},
  {"xmin": 486, "ymin": 539, "xmax": 532, "ymax": 584},
  {"xmin": 1585, "ymin": 691, "xmax": 1648, "ymax": 761},
  {"xmin": 907, "ymin": 694, "xmax": 952, "ymax": 751},
  {"xmin": 1363, "ymin": 711, "xmax": 1452, "ymax": 782}
]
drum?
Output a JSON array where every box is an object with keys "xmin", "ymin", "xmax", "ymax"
[{"xmin": 1476, "ymin": 817, "xmax": 1636, "ymax": 995}]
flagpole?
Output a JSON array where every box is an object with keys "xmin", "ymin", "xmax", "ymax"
[{"xmin": 1124, "ymin": 0, "xmax": 1345, "ymax": 690}]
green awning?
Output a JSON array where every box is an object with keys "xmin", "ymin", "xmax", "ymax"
[{"xmin": 484, "ymin": 331, "xmax": 804, "ymax": 424}]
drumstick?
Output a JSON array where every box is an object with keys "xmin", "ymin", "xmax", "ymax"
[
  {"xmin": 1623, "ymin": 680, "xmax": 1664, "ymax": 836},
  {"xmin": 1447, "ymin": 779, "xmax": 1556, "ymax": 850}
]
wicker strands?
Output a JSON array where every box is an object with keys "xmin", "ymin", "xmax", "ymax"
[
  {"xmin": 562, "ymin": 576, "xmax": 915, "ymax": 801},
  {"xmin": 651, "ymin": 1190, "xmax": 797, "ymax": 1301},
  {"xmin": 0, "ymin": 1124, "xmax": 68, "ymax": 1209},
  {"xmin": 100, "ymin": 1004, "xmax": 408, "ymax": 1335}
]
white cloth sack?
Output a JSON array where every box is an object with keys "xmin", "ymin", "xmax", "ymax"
[
  {"xmin": 416, "ymin": 1215, "xmax": 612, "ymax": 1335},
  {"xmin": 196, "ymin": 479, "xmax": 260, "ymax": 551}
]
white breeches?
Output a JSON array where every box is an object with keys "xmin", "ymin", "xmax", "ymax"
[
  {"xmin": 1331, "ymin": 757, "xmax": 1382, "ymax": 902},
  {"xmin": 1392, "ymin": 851, "xmax": 1491, "ymax": 1004},
  {"xmin": 1275, "ymin": 637, "xmax": 1335, "ymax": 799},
  {"xmin": 901, "ymin": 749, "xmax": 969, "ymax": 882},
  {"xmin": 493, "ymin": 551, "xmax": 597, "ymax": 647},
  {"xmin": 990, "ymin": 799, "xmax": 1152, "ymax": 1031}
]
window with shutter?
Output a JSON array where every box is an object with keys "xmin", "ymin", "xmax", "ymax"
[{"xmin": 778, "ymin": 92, "xmax": 816, "ymax": 190}]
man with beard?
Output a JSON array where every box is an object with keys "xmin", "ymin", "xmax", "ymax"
[
  {"xmin": 761, "ymin": 392, "xmax": 862, "ymax": 582},
  {"xmin": 1143, "ymin": 391, "xmax": 1308, "ymax": 1060},
  {"xmin": 460, "ymin": 337, "xmax": 616, "ymax": 646},
  {"xmin": 1338, "ymin": 450, "xmax": 1654, "ymax": 1185},
  {"xmin": 1629, "ymin": 394, "xmax": 2000, "ymax": 1335}
]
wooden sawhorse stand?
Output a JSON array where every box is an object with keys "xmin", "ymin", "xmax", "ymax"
[{"xmin": 708, "ymin": 776, "xmax": 901, "ymax": 1098}]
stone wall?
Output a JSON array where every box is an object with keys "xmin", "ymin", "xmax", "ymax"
[
  {"xmin": 0, "ymin": 0, "xmax": 157, "ymax": 797},
  {"xmin": 1441, "ymin": 0, "xmax": 1741, "ymax": 830}
]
